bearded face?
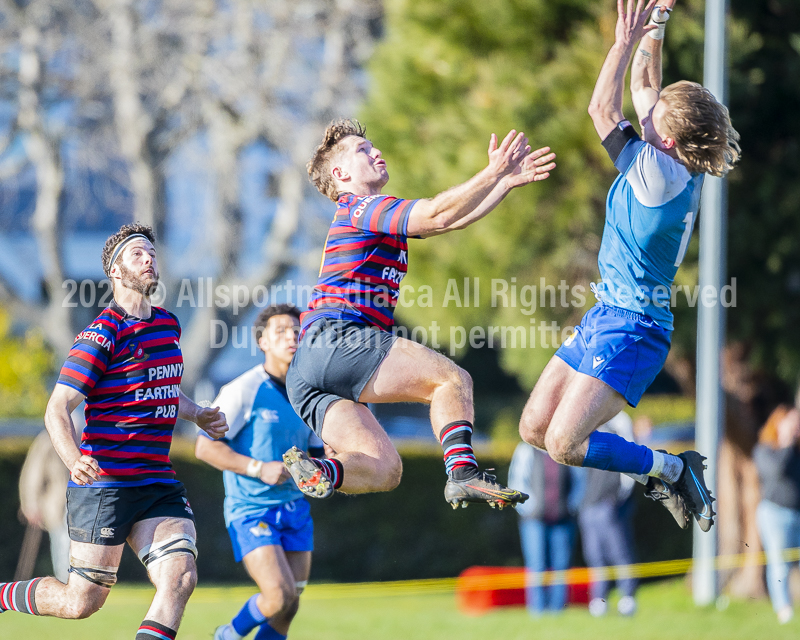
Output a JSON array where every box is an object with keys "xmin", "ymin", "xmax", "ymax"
[{"xmin": 118, "ymin": 262, "xmax": 159, "ymax": 296}]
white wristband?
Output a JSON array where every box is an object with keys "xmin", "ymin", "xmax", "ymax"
[
  {"xmin": 646, "ymin": 6, "xmax": 670, "ymax": 40},
  {"xmin": 246, "ymin": 458, "xmax": 263, "ymax": 478}
]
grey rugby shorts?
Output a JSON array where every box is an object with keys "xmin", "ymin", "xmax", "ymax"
[{"xmin": 286, "ymin": 318, "xmax": 398, "ymax": 436}]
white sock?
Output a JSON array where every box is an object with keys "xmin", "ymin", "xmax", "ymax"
[
  {"xmin": 221, "ymin": 625, "xmax": 243, "ymax": 640},
  {"xmin": 649, "ymin": 451, "xmax": 684, "ymax": 484}
]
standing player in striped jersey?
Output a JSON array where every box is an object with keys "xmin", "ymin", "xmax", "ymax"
[
  {"xmin": 519, "ymin": 0, "xmax": 739, "ymax": 532},
  {"xmin": 0, "ymin": 224, "xmax": 228, "ymax": 640},
  {"xmin": 283, "ymin": 119, "xmax": 556, "ymax": 509}
]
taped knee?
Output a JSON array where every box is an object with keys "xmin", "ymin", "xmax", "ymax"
[
  {"xmin": 296, "ymin": 580, "xmax": 308, "ymax": 596},
  {"xmin": 138, "ymin": 534, "xmax": 198, "ymax": 569},
  {"xmin": 69, "ymin": 556, "xmax": 118, "ymax": 588}
]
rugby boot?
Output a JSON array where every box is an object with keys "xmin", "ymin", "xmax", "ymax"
[
  {"xmin": 444, "ymin": 469, "xmax": 529, "ymax": 510},
  {"xmin": 674, "ymin": 450, "xmax": 716, "ymax": 532},
  {"xmin": 283, "ymin": 446, "xmax": 334, "ymax": 499},
  {"xmin": 644, "ymin": 476, "xmax": 689, "ymax": 530}
]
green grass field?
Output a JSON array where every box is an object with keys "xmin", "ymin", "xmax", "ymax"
[{"xmin": 1, "ymin": 579, "xmax": 796, "ymax": 639}]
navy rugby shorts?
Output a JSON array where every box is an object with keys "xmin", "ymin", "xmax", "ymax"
[
  {"xmin": 286, "ymin": 317, "xmax": 398, "ymax": 436},
  {"xmin": 67, "ymin": 481, "xmax": 195, "ymax": 546},
  {"xmin": 555, "ymin": 302, "xmax": 671, "ymax": 407}
]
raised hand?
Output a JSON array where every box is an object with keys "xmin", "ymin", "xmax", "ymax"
[
  {"xmin": 196, "ymin": 405, "xmax": 229, "ymax": 439},
  {"xmin": 487, "ymin": 129, "xmax": 531, "ymax": 178},
  {"xmin": 615, "ymin": 0, "xmax": 659, "ymax": 46},
  {"xmin": 260, "ymin": 460, "xmax": 291, "ymax": 485},
  {"xmin": 504, "ymin": 146, "xmax": 557, "ymax": 189}
]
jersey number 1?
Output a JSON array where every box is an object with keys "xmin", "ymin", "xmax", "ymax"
[{"xmin": 674, "ymin": 211, "xmax": 695, "ymax": 267}]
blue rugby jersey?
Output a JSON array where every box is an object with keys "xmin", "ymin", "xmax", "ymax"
[
  {"xmin": 202, "ymin": 365, "xmax": 323, "ymax": 525},
  {"xmin": 301, "ymin": 193, "xmax": 419, "ymax": 331},
  {"xmin": 57, "ymin": 301, "xmax": 183, "ymax": 487},
  {"xmin": 594, "ymin": 125, "xmax": 704, "ymax": 330}
]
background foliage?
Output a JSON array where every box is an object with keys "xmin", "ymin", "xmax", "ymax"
[{"xmin": 0, "ymin": 311, "xmax": 53, "ymax": 417}]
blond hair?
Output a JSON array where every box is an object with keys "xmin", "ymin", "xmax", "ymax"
[
  {"xmin": 659, "ymin": 81, "xmax": 740, "ymax": 177},
  {"xmin": 307, "ymin": 119, "xmax": 367, "ymax": 202}
]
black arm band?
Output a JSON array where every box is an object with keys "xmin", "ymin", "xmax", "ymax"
[
  {"xmin": 309, "ymin": 446, "xmax": 325, "ymax": 459},
  {"xmin": 601, "ymin": 121, "xmax": 640, "ymax": 164}
]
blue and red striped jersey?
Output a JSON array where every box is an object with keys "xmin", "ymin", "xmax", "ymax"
[
  {"xmin": 302, "ymin": 193, "xmax": 419, "ymax": 331},
  {"xmin": 57, "ymin": 301, "xmax": 184, "ymax": 488}
]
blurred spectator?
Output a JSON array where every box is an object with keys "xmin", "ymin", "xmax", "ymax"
[
  {"xmin": 508, "ymin": 443, "xmax": 584, "ymax": 615},
  {"xmin": 755, "ymin": 404, "xmax": 800, "ymax": 625},
  {"xmin": 578, "ymin": 412, "xmax": 638, "ymax": 617},
  {"xmin": 18, "ymin": 430, "xmax": 70, "ymax": 582}
]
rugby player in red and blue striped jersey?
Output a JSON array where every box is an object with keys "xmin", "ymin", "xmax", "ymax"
[
  {"xmin": 283, "ymin": 119, "xmax": 555, "ymax": 510},
  {"xmin": 0, "ymin": 224, "xmax": 228, "ymax": 640}
]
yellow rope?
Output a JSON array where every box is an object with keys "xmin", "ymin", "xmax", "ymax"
[{"xmin": 297, "ymin": 546, "xmax": 800, "ymax": 600}]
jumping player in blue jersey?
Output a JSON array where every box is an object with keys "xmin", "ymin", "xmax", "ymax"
[
  {"xmin": 196, "ymin": 305, "xmax": 325, "ymax": 640},
  {"xmin": 284, "ymin": 119, "xmax": 556, "ymax": 509},
  {"xmin": 519, "ymin": 0, "xmax": 739, "ymax": 532},
  {"xmin": 0, "ymin": 224, "xmax": 229, "ymax": 640}
]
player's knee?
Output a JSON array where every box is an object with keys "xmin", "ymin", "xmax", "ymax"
[
  {"xmin": 519, "ymin": 413, "xmax": 547, "ymax": 449},
  {"xmin": 376, "ymin": 451, "xmax": 403, "ymax": 491},
  {"xmin": 451, "ymin": 365, "xmax": 473, "ymax": 396},
  {"xmin": 543, "ymin": 428, "xmax": 573, "ymax": 465},
  {"xmin": 434, "ymin": 362, "xmax": 472, "ymax": 397},
  {"xmin": 260, "ymin": 583, "xmax": 297, "ymax": 616},
  {"xmin": 65, "ymin": 589, "xmax": 106, "ymax": 619}
]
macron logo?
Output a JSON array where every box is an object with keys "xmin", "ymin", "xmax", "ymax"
[{"xmin": 592, "ymin": 356, "xmax": 605, "ymax": 369}]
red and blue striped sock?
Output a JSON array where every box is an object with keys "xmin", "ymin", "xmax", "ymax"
[
  {"xmin": 135, "ymin": 619, "xmax": 177, "ymax": 640},
  {"xmin": 0, "ymin": 578, "xmax": 42, "ymax": 615},
  {"xmin": 313, "ymin": 457, "xmax": 343, "ymax": 489},
  {"xmin": 440, "ymin": 420, "xmax": 478, "ymax": 478}
]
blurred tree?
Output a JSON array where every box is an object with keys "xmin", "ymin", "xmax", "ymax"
[
  {"xmin": 0, "ymin": 310, "xmax": 54, "ymax": 418},
  {"xmin": 0, "ymin": 0, "xmax": 383, "ymax": 391}
]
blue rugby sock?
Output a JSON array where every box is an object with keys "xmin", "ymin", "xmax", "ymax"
[
  {"xmin": 232, "ymin": 594, "xmax": 267, "ymax": 637},
  {"xmin": 582, "ymin": 431, "xmax": 654, "ymax": 475},
  {"xmin": 254, "ymin": 621, "xmax": 287, "ymax": 640}
]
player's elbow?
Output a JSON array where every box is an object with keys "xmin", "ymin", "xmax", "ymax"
[
  {"xmin": 409, "ymin": 206, "xmax": 450, "ymax": 236},
  {"xmin": 194, "ymin": 436, "xmax": 212, "ymax": 463},
  {"xmin": 587, "ymin": 100, "xmax": 603, "ymax": 120}
]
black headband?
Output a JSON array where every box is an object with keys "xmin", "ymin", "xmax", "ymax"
[{"xmin": 109, "ymin": 234, "xmax": 151, "ymax": 272}]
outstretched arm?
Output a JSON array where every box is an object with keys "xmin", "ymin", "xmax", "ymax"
[
  {"xmin": 631, "ymin": 2, "xmax": 674, "ymax": 122},
  {"xmin": 588, "ymin": 0, "xmax": 658, "ymax": 140},
  {"xmin": 421, "ymin": 146, "xmax": 557, "ymax": 237},
  {"xmin": 406, "ymin": 130, "xmax": 530, "ymax": 237}
]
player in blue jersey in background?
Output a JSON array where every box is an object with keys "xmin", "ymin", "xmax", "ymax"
[
  {"xmin": 0, "ymin": 224, "xmax": 228, "ymax": 640},
  {"xmin": 283, "ymin": 119, "xmax": 555, "ymax": 510},
  {"xmin": 196, "ymin": 304, "xmax": 325, "ymax": 640},
  {"xmin": 519, "ymin": 0, "xmax": 739, "ymax": 532}
]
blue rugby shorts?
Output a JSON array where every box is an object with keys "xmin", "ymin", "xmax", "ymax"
[
  {"xmin": 227, "ymin": 499, "xmax": 313, "ymax": 562},
  {"xmin": 555, "ymin": 302, "xmax": 671, "ymax": 407}
]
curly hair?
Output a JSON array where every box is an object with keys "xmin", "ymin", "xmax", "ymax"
[
  {"xmin": 307, "ymin": 118, "xmax": 367, "ymax": 201},
  {"xmin": 254, "ymin": 303, "xmax": 301, "ymax": 342},
  {"xmin": 659, "ymin": 81, "xmax": 741, "ymax": 177},
  {"xmin": 101, "ymin": 223, "xmax": 156, "ymax": 277}
]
